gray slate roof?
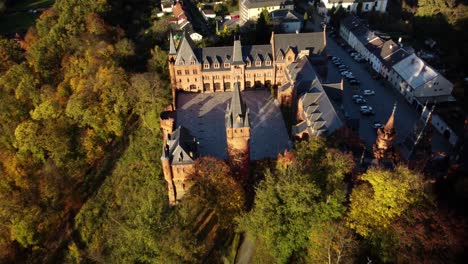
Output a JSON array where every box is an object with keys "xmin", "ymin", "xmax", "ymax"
[
  {"xmin": 226, "ymin": 83, "xmax": 250, "ymax": 128},
  {"xmin": 163, "ymin": 126, "xmax": 198, "ymax": 165},
  {"xmin": 169, "ymin": 31, "xmax": 177, "ymax": 55},
  {"xmin": 271, "ymin": 9, "xmax": 302, "ymax": 22},
  {"xmin": 175, "ymin": 31, "xmax": 199, "ymax": 65},
  {"xmin": 274, "ymin": 32, "xmax": 325, "ymax": 57},
  {"xmin": 290, "ymin": 57, "xmax": 342, "ymax": 136}
]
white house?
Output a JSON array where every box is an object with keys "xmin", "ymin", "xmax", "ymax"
[
  {"xmin": 390, "ymin": 54, "xmax": 454, "ymax": 105},
  {"xmin": 201, "ymin": 9, "xmax": 216, "ymax": 21},
  {"xmin": 161, "ymin": 1, "xmax": 173, "ymax": 13},
  {"xmin": 320, "ymin": 0, "xmax": 388, "ymax": 13},
  {"xmin": 271, "ymin": 9, "xmax": 303, "ymax": 33},
  {"xmin": 239, "ymin": 0, "xmax": 294, "ymax": 25}
]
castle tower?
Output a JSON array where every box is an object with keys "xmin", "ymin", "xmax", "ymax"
[
  {"xmin": 168, "ymin": 31, "xmax": 177, "ymax": 108},
  {"xmin": 373, "ymin": 103, "xmax": 397, "ymax": 160},
  {"xmin": 225, "ymin": 82, "xmax": 250, "ymax": 180}
]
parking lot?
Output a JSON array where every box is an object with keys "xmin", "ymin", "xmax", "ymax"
[{"xmin": 313, "ymin": 16, "xmax": 451, "ymax": 154}]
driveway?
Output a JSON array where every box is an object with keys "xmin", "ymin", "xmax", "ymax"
[{"xmin": 313, "ymin": 14, "xmax": 451, "ymax": 154}]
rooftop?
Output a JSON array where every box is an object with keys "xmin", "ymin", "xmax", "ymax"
[
  {"xmin": 242, "ymin": 0, "xmax": 293, "ymax": 9},
  {"xmin": 393, "ymin": 54, "xmax": 439, "ymax": 89}
]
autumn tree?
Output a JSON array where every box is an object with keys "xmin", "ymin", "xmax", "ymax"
[{"xmin": 347, "ymin": 166, "xmax": 424, "ymax": 237}]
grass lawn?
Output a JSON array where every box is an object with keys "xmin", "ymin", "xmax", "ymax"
[{"xmin": 0, "ymin": 0, "xmax": 54, "ymax": 35}]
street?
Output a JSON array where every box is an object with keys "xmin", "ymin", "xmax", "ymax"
[{"xmin": 311, "ymin": 15, "xmax": 451, "ymax": 154}]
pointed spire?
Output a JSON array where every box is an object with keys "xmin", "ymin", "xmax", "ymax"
[
  {"xmin": 226, "ymin": 82, "xmax": 249, "ymax": 128},
  {"xmin": 323, "ymin": 23, "xmax": 327, "ymax": 49},
  {"xmin": 340, "ymin": 78, "xmax": 344, "ymax": 90},
  {"xmin": 384, "ymin": 102, "xmax": 397, "ymax": 132},
  {"xmin": 169, "ymin": 31, "xmax": 177, "ymax": 55},
  {"xmin": 232, "ymin": 38, "xmax": 244, "ymax": 65},
  {"xmin": 175, "ymin": 30, "xmax": 198, "ymax": 65}
]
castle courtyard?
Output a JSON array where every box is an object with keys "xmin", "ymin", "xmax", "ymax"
[{"xmin": 176, "ymin": 90, "xmax": 292, "ymax": 160}]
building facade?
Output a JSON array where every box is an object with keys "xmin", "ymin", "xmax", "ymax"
[
  {"xmin": 168, "ymin": 31, "xmax": 327, "ymax": 94},
  {"xmin": 321, "ymin": 0, "xmax": 388, "ymax": 13}
]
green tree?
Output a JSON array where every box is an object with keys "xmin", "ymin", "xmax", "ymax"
[
  {"xmin": 240, "ymin": 139, "xmax": 353, "ymax": 262},
  {"xmin": 347, "ymin": 166, "xmax": 424, "ymax": 237}
]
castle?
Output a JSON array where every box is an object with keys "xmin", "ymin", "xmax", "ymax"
[{"xmin": 161, "ymin": 30, "xmax": 343, "ymax": 205}]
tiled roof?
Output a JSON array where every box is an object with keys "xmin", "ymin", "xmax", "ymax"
[{"xmin": 173, "ymin": 2, "xmax": 184, "ymax": 17}]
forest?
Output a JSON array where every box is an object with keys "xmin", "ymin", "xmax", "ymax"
[{"xmin": 0, "ymin": 0, "xmax": 467, "ymax": 263}]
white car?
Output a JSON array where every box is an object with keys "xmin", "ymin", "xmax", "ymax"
[
  {"xmin": 360, "ymin": 105, "xmax": 373, "ymax": 111},
  {"xmin": 341, "ymin": 71, "xmax": 351, "ymax": 76},
  {"xmin": 363, "ymin": 90, "xmax": 375, "ymax": 95},
  {"xmin": 372, "ymin": 122, "xmax": 383, "ymax": 129}
]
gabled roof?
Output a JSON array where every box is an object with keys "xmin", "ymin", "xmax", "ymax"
[
  {"xmin": 273, "ymin": 32, "xmax": 325, "ymax": 57},
  {"xmin": 175, "ymin": 31, "xmax": 199, "ymax": 65},
  {"xmin": 392, "ymin": 54, "xmax": 439, "ymax": 89},
  {"xmin": 173, "ymin": 2, "xmax": 184, "ymax": 17}
]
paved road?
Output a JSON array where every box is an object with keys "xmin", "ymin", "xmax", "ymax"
[{"xmin": 312, "ymin": 15, "xmax": 451, "ymax": 154}]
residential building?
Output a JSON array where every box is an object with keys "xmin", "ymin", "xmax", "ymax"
[
  {"xmin": 369, "ymin": 40, "xmax": 402, "ymax": 74},
  {"xmin": 340, "ymin": 16, "xmax": 378, "ymax": 57},
  {"xmin": 320, "ymin": 0, "xmax": 388, "ymax": 13},
  {"xmin": 239, "ymin": 0, "xmax": 293, "ymax": 25},
  {"xmin": 270, "ymin": 9, "xmax": 303, "ymax": 33},
  {"xmin": 390, "ymin": 54, "xmax": 454, "ymax": 106},
  {"xmin": 201, "ymin": 9, "xmax": 216, "ymax": 20},
  {"xmin": 161, "ymin": 1, "xmax": 173, "ymax": 13}
]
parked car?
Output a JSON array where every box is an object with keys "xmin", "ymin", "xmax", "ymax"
[
  {"xmin": 341, "ymin": 71, "xmax": 351, "ymax": 76},
  {"xmin": 360, "ymin": 106, "xmax": 375, "ymax": 115},
  {"xmin": 349, "ymin": 79, "xmax": 360, "ymax": 85},
  {"xmin": 372, "ymin": 122, "xmax": 384, "ymax": 129},
  {"xmin": 345, "ymin": 47, "xmax": 354, "ymax": 53},
  {"xmin": 352, "ymin": 94, "xmax": 363, "ymax": 100},
  {"xmin": 338, "ymin": 64, "xmax": 347, "ymax": 69},
  {"xmin": 363, "ymin": 90, "xmax": 375, "ymax": 95},
  {"xmin": 339, "ymin": 68, "xmax": 349, "ymax": 73},
  {"xmin": 333, "ymin": 61, "xmax": 342, "ymax": 66},
  {"xmin": 355, "ymin": 98, "xmax": 366, "ymax": 104}
]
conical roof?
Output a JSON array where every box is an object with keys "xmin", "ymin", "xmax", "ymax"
[
  {"xmin": 226, "ymin": 82, "xmax": 249, "ymax": 128},
  {"xmin": 169, "ymin": 31, "xmax": 177, "ymax": 55},
  {"xmin": 384, "ymin": 103, "xmax": 397, "ymax": 133}
]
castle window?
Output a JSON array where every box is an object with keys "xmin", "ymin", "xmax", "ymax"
[
  {"xmin": 266, "ymin": 60, "xmax": 271, "ymax": 66},
  {"xmin": 246, "ymin": 73, "xmax": 250, "ymax": 78},
  {"xmin": 278, "ymin": 55, "xmax": 283, "ymax": 60},
  {"xmin": 177, "ymin": 70, "xmax": 182, "ymax": 75},
  {"xmin": 179, "ymin": 61, "xmax": 184, "ymax": 65},
  {"xmin": 214, "ymin": 75, "xmax": 220, "ymax": 80},
  {"xmin": 185, "ymin": 70, "xmax": 190, "ymax": 75},
  {"xmin": 205, "ymin": 76, "xmax": 210, "ymax": 80},
  {"xmin": 287, "ymin": 56, "xmax": 292, "ymax": 61},
  {"xmin": 246, "ymin": 61, "xmax": 251, "ymax": 67},
  {"xmin": 204, "ymin": 63, "xmax": 210, "ymax": 69},
  {"xmin": 214, "ymin": 63, "xmax": 220, "ymax": 69},
  {"xmin": 255, "ymin": 60, "xmax": 261, "ymax": 66},
  {"xmin": 224, "ymin": 63, "xmax": 230, "ymax": 68},
  {"xmin": 193, "ymin": 69, "xmax": 198, "ymax": 74}
]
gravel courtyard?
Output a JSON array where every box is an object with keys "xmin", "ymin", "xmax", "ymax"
[{"xmin": 176, "ymin": 90, "xmax": 292, "ymax": 160}]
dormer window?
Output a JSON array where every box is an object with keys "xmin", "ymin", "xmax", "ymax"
[
  {"xmin": 266, "ymin": 60, "xmax": 271, "ymax": 66},
  {"xmin": 224, "ymin": 62, "xmax": 230, "ymax": 68},
  {"xmin": 255, "ymin": 60, "xmax": 261, "ymax": 66},
  {"xmin": 179, "ymin": 61, "xmax": 184, "ymax": 65},
  {"xmin": 214, "ymin": 63, "xmax": 220, "ymax": 69},
  {"xmin": 246, "ymin": 61, "xmax": 251, "ymax": 67},
  {"xmin": 278, "ymin": 55, "xmax": 283, "ymax": 60},
  {"xmin": 190, "ymin": 60, "xmax": 195, "ymax": 65},
  {"xmin": 204, "ymin": 63, "xmax": 210, "ymax": 69}
]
